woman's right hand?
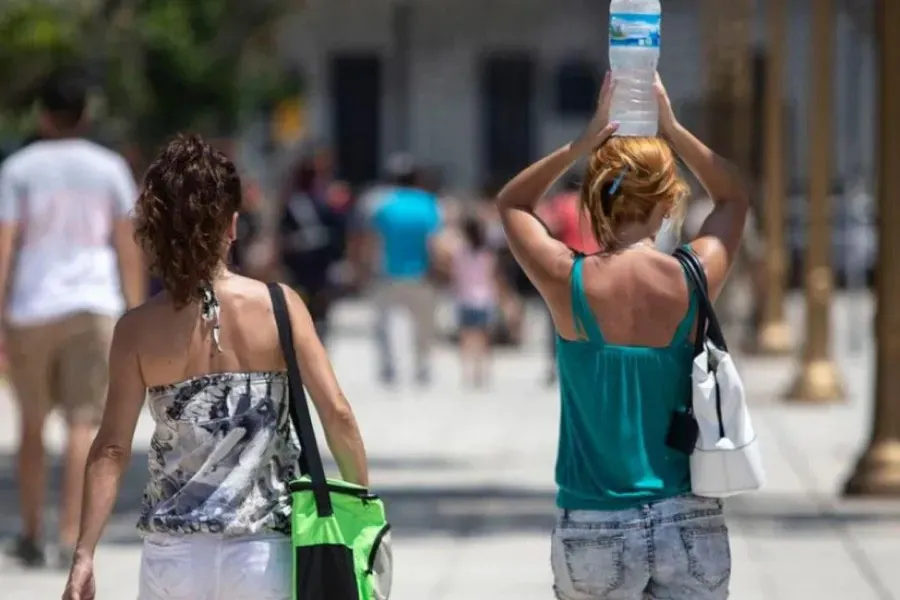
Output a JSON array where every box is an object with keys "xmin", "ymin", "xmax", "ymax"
[
  {"xmin": 62, "ymin": 552, "xmax": 96, "ymax": 600},
  {"xmin": 653, "ymin": 73, "xmax": 678, "ymax": 136}
]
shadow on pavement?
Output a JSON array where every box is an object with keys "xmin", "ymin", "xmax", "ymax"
[
  {"xmin": 2, "ymin": 450, "xmax": 900, "ymax": 546},
  {"xmin": 726, "ymin": 493, "xmax": 900, "ymax": 533}
]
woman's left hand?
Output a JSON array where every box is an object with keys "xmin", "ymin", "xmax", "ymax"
[{"xmin": 573, "ymin": 71, "xmax": 618, "ymax": 153}]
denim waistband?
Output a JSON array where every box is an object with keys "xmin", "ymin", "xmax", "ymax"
[{"xmin": 557, "ymin": 494, "xmax": 724, "ymax": 531}]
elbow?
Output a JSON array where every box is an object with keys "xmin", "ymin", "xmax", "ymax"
[
  {"xmin": 90, "ymin": 440, "xmax": 131, "ymax": 466},
  {"xmin": 324, "ymin": 403, "xmax": 356, "ymax": 431},
  {"xmin": 495, "ymin": 189, "xmax": 512, "ymax": 209},
  {"xmin": 726, "ymin": 165, "xmax": 751, "ymax": 206},
  {"xmin": 320, "ymin": 397, "xmax": 359, "ymax": 438},
  {"xmin": 729, "ymin": 176, "xmax": 751, "ymax": 206}
]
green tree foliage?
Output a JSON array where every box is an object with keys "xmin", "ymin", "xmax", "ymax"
[
  {"xmin": 0, "ymin": 0, "xmax": 302, "ymax": 150},
  {"xmin": 0, "ymin": 1, "xmax": 88, "ymax": 135}
]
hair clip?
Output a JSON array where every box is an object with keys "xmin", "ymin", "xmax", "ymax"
[{"xmin": 609, "ymin": 167, "xmax": 629, "ymax": 196}]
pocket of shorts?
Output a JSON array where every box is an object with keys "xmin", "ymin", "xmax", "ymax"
[
  {"xmin": 679, "ymin": 522, "xmax": 731, "ymax": 591},
  {"xmin": 555, "ymin": 532, "xmax": 627, "ymax": 597},
  {"xmin": 231, "ymin": 537, "xmax": 293, "ymax": 600},
  {"xmin": 140, "ymin": 538, "xmax": 194, "ymax": 600}
]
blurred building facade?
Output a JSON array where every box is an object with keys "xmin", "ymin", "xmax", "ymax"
[{"xmin": 278, "ymin": 0, "xmax": 876, "ymax": 193}]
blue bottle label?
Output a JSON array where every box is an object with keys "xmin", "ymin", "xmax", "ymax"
[{"xmin": 609, "ymin": 13, "xmax": 661, "ymax": 48}]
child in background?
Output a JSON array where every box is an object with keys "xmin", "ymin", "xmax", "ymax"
[{"xmin": 453, "ymin": 214, "xmax": 498, "ymax": 388}]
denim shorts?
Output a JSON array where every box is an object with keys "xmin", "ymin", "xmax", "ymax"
[
  {"xmin": 457, "ymin": 305, "xmax": 492, "ymax": 328},
  {"xmin": 139, "ymin": 533, "xmax": 291, "ymax": 600},
  {"xmin": 551, "ymin": 494, "xmax": 730, "ymax": 600}
]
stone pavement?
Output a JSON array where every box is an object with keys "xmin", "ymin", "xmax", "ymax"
[{"xmin": 0, "ymin": 292, "xmax": 898, "ymax": 599}]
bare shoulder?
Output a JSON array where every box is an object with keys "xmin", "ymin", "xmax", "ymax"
[
  {"xmin": 112, "ymin": 292, "xmax": 171, "ymax": 350},
  {"xmin": 217, "ymin": 276, "xmax": 278, "ymax": 315},
  {"xmin": 629, "ymin": 249, "xmax": 691, "ymax": 302},
  {"xmin": 218, "ymin": 276, "xmax": 308, "ymax": 323},
  {"xmin": 682, "ymin": 237, "xmax": 732, "ymax": 299}
]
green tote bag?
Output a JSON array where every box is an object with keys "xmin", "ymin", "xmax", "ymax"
[{"xmin": 268, "ymin": 283, "xmax": 393, "ymax": 600}]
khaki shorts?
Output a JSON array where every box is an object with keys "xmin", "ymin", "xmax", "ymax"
[{"xmin": 7, "ymin": 312, "xmax": 115, "ymax": 426}]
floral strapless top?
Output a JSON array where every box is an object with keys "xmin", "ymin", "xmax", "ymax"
[{"xmin": 137, "ymin": 371, "xmax": 301, "ymax": 537}]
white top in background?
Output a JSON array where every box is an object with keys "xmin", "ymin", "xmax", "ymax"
[{"xmin": 0, "ymin": 139, "xmax": 137, "ymax": 325}]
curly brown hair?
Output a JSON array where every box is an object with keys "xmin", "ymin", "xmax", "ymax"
[{"xmin": 134, "ymin": 133, "xmax": 242, "ymax": 307}]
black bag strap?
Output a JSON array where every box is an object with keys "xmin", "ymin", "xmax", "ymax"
[
  {"xmin": 673, "ymin": 247, "xmax": 728, "ymax": 356},
  {"xmin": 267, "ymin": 282, "xmax": 334, "ymax": 518}
]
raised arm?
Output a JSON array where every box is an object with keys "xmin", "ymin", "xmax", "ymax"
[
  {"xmin": 654, "ymin": 75, "xmax": 749, "ymax": 299},
  {"xmin": 496, "ymin": 72, "xmax": 619, "ymax": 295},
  {"xmin": 281, "ymin": 284, "xmax": 368, "ymax": 487}
]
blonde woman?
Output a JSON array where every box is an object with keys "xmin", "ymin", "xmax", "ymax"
[{"xmin": 496, "ymin": 73, "xmax": 748, "ymax": 599}]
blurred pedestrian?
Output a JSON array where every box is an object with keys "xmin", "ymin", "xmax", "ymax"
[
  {"xmin": 352, "ymin": 154, "xmax": 443, "ymax": 386},
  {"xmin": 230, "ymin": 178, "xmax": 270, "ymax": 280},
  {"xmin": 481, "ymin": 179, "xmax": 525, "ymax": 347},
  {"xmin": 278, "ymin": 149, "xmax": 349, "ymax": 343},
  {"xmin": 62, "ymin": 134, "xmax": 370, "ymax": 600},
  {"xmin": 452, "ymin": 213, "xmax": 498, "ymax": 388},
  {"xmin": 0, "ymin": 67, "xmax": 145, "ymax": 567},
  {"xmin": 496, "ymin": 72, "xmax": 746, "ymax": 599}
]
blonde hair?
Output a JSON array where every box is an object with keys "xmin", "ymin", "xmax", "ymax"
[{"xmin": 580, "ymin": 136, "xmax": 690, "ymax": 250}]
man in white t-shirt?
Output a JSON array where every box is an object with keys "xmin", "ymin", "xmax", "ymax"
[{"xmin": 0, "ymin": 68, "xmax": 145, "ymax": 567}]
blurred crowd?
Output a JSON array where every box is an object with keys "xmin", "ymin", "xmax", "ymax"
[
  {"xmin": 226, "ymin": 143, "xmax": 767, "ymax": 390},
  {"xmin": 0, "ymin": 125, "xmax": 768, "ymax": 396}
]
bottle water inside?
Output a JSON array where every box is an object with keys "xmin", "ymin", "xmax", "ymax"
[{"xmin": 609, "ymin": 0, "xmax": 661, "ymax": 136}]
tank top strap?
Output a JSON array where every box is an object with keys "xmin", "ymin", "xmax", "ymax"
[
  {"xmin": 669, "ymin": 247, "xmax": 700, "ymax": 346},
  {"xmin": 569, "ymin": 254, "xmax": 606, "ymax": 343}
]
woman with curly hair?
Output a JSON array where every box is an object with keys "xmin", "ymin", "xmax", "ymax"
[{"xmin": 62, "ymin": 134, "xmax": 370, "ymax": 600}]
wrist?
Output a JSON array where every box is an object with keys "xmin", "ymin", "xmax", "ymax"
[
  {"xmin": 662, "ymin": 121, "xmax": 685, "ymax": 141},
  {"xmin": 73, "ymin": 545, "xmax": 94, "ymax": 562}
]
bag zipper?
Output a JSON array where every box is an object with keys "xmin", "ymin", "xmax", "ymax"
[
  {"xmin": 365, "ymin": 523, "xmax": 392, "ymax": 574},
  {"xmin": 288, "ymin": 480, "xmax": 380, "ymax": 502},
  {"xmin": 714, "ymin": 377, "xmax": 725, "ymax": 439}
]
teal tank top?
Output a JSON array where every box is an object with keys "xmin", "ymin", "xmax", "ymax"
[{"xmin": 555, "ymin": 254, "xmax": 697, "ymax": 511}]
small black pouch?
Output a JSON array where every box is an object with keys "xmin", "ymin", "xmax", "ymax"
[{"xmin": 666, "ymin": 410, "xmax": 698, "ymax": 456}]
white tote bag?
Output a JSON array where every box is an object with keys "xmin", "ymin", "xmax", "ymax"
[{"xmin": 675, "ymin": 248, "xmax": 765, "ymax": 498}]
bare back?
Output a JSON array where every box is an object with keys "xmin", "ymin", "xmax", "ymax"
[
  {"xmin": 131, "ymin": 274, "xmax": 285, "ymax": 388},
  {"xmin": 548, "ymin": 247, "xmax": 694, "ymax": 346}
]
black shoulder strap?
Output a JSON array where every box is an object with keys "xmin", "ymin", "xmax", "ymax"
[
  {"xmin": 673, "ymin": 247, "xmax": 728, "ymax": 355},
  {"xmin": 267, "ymin": 282, "xmax": 333, "ymax": 517}
]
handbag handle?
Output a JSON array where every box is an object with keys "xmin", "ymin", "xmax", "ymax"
[
  {"xmin": 673, "ymin": 247, "xmax": 728, "ymax": 355},
  {"xmin": 268, "ymin": 282, "xmax": 334, "ymax": 518}
]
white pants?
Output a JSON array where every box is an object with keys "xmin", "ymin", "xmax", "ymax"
[{"xmin": 138, "ymin": 534, "xmax": 292, "ymax": 600}]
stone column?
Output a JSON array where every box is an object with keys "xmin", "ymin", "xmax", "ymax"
[
  {"xmin": 783, "ymin": 0, "xmax": 846, "ymax": 403},
  {"xmin": 844, "ymin": 0, "xmax": 900, "ymax": 496}
]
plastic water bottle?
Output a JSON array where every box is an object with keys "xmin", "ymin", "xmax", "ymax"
[{"xmin": 609, "ymin": 0, "xmax": 661, "ymax": 136}]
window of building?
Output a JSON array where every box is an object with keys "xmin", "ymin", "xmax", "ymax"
[{"xmin": 554, "ymin": 59, "xmax": 599, "ymax": 118}]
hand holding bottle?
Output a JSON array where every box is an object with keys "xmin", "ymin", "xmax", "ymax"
[
  {"xmin": 573, "ymin": 71, "xmax": 620, "ymax": 153},
  {"xmin": 653, "ymin": 73, "xmax": 679, "ymax": 137}
]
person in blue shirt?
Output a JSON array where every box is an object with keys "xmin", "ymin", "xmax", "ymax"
[{"xmin": 353, "ymin": 155, "xmax": 443, "ymax": 385}]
